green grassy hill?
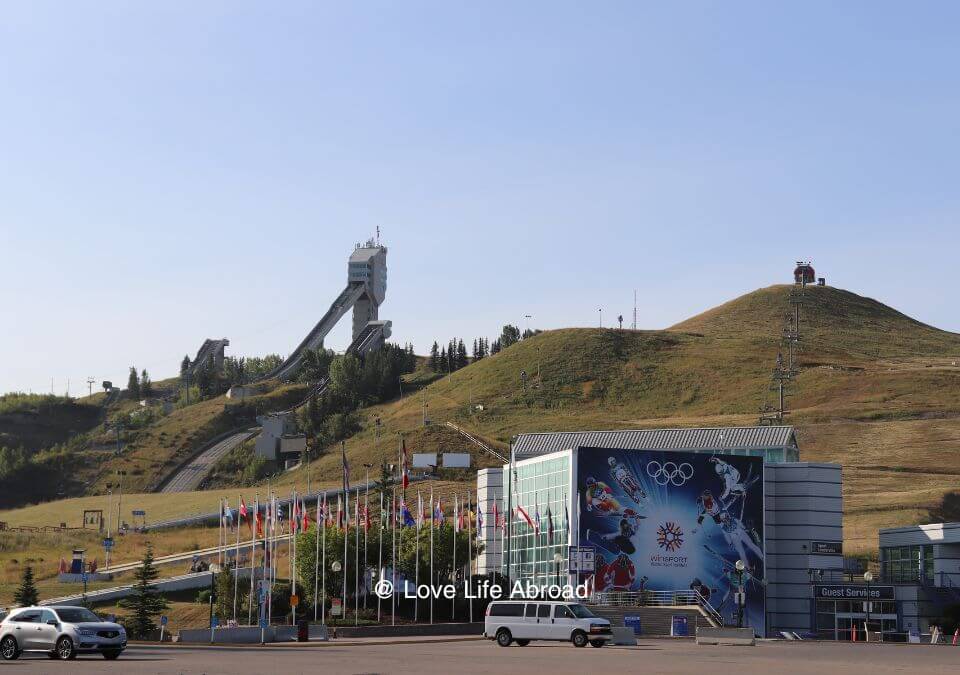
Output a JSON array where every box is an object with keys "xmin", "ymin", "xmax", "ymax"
[{"xmin": 5, "ymin": 283, "xmax": 960, "ymax": 556}]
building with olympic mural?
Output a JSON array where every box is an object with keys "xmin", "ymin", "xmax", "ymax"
[{"xmin": 476, "ymin": 426, "xmax": 844, "ymax": 638}]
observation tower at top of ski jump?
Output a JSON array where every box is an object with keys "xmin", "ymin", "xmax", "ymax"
[{"xmin": 256, "ymin": 239, "xmax": 391, "ymax": 382}]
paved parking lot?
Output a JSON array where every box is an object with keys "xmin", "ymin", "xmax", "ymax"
[{"xmin": 5, "ymin": 638, "xmax": 959, "ymax": 674}]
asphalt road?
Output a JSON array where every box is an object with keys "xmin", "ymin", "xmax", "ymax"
[
  {"xmin": 6, "ymin": 638, "xmax": 959, "ymax": 674},
  {"xmin": 160, "ymin": 430, "xmax": 257, "ymax": 493}
]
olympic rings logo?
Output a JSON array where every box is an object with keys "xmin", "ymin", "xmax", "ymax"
[{"xmin": 646, "ymin": 461, "xmax": 694, "ymax": 486}]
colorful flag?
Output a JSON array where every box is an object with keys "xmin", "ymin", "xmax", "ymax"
[
  {"xmin": 400, "ymin": 499, "xmax": 415, "ymax": 527},
  {"xmin": 476, "ymin": 497, "xmax": 483, "ymax": 536},
  {"xmin": 492, "ymin": 500, "xmax": 500, "ymax": 532},
  {"xmin": 417, "ymin": 491, "xmax": 424, "ymax": 529},
  {"xmin": 533, "ymin": 496, "xmax": 541, "ymax": 534},
  {"xmin": 255, "ymin": 503, "xmax": 263, "ymax": 537},
  {"xmin": 453, "ymin": 495, "xmax": 460, "ymax": 533},
  {"xmin": 547, "ymin": 505, "xmax": 554, "ymax": 545},
  {"xmin": 434, "ymin": 498, "xmax": 443, "ymax": 526},
  {"xmin": 516, "ymin": 504, "xmax": 534, "ymax": 529},
  {"xmin": 239, "ymin": 497, "xmax": 248, "ymax": 523}
]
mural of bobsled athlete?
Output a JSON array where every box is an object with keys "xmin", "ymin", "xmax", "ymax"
[
  {"xmin": 586, "ymin": 514, "xmax": 645, "ymax": 555},
  {"xmin": 608, "ymin": 456, "xmax": 647, "ymax": 503},
  {"xmin": 583, "ymin": 476, "xmax": 623, "ymax": 514}
]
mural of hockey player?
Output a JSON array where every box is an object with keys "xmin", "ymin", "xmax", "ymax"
[
  {"xmin": 585, "ymin": 512, "xmax": 646, "ymax": 555},
  {"xmin": 692, "ymin": 490, "xmax": 763, "ymax": 567},
  {"xmin": 583, "ymin": 476, "xmax": 623, "ymax": 514},
  {"xmin": 598, "ymin": 552, "xmax": 636, "ymax": 591},
  {"xmin": 607, "ymin": 456, "xmax": 647, "ymax": 504}
]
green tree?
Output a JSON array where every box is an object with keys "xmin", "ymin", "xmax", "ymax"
[
  {"xmin": 140, "ymin": 369, "xmax": 153, "ymax": 398},
  {"xmin": 328, "ymin": 354, "xmax": 362, "ymax": 407},
  {"xmin": 118, "ymin": 544, "xmax": 169, "ymax": 638},
  {"xmin": 500, "ymin": 325, "xmax": 521, "ymax": 349},
  {"xmin": 180, "ymin": 354, "xmax": 191, "ymax": 376},
  {"xmin": 13, "ymin": 565, "xmax": 38, "ymax": 606},
  {"xmin": 127, "ymin": 367, "xmax": 141, "ymax": 400},
  {"xmin": 429, "ymin": 342, "xmax": 440, "ymax": 372}
]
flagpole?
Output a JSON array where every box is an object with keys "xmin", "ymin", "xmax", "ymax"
[
  {"xmin": 218, "ymin": 498, "xmax": 223, "ymax": 568},
  {"xmin": 467, "ymin": 491, "xmax": 473, "ymax": 623},
  {"xmin": 391, "ymin": 487, "xmax": 396, "ymax": 627},
  {"xmin": 321, "ymin": 494, "xmax": 327, "ymax": 625},
  {"xmin": 415, "ymin": 490, "xmax": 420, "ymax": 623},
  {"xmin": 354, "ymin": 487, "xmax": 360, "ymax": 626},
  {"xmin": 377, "ymin": 491, "xmax": 383, "ymax": 623},
  {"xmin": 314, "ymin": 493, "xmax": 321, "ymax": 622},
  {"xmin": 364, "ymin": 470, "xmax": 369, "ymax": 610},
  {"xmin": 249, "ymin": 493, "xmax": 258, "ymax": 626},
  {"xmin": 233, "ymin": 493, "xmax": 241, "ymax": 622},
  {"xmin": 452, "ymin": 494, "xmax": 457, "ymax": 621},
  {"xmin": 292, "ymin": 489, "xmax": 297, "ymax": 627},
  {"xmin": 429, "ymin": 487, "xmax": 434, "ymax": 625},
  {"xmin": 342, "ymin": 496, "xmax": 348, "ymax": 626}
]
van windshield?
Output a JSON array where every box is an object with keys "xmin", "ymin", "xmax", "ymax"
[{"xmin": 567, "ymin": 604, "xmax": 596, "ymax": 618}]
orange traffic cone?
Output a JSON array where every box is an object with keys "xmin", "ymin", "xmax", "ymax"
[
  {"xmin": 952, "ymin": 628, "xmax": 958, "ymax": 646},
  {"xmin": 851, "ymin": 624, "xmax": 857, "ymax": 642}
]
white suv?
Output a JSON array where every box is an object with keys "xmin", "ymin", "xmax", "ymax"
[
  {"xmin": 484, "ymin": 600, "xmax": 612, "ymax": 648},
  {"xmin": 0, "ymin": 606, "xmax": 126, "ymax": 661}
]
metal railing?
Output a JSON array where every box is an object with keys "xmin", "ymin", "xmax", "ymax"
[{"xmin": 592, "ymin": 589, "xmax": 724, "ymax": 627}]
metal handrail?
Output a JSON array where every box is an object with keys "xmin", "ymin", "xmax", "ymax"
[{"xmin": 592, "ymin": 589, "xmax": 724, "ymax": 626}]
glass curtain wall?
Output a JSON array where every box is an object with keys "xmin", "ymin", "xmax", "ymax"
[{"xmin": 506, "ymin": 453, "xmax": 571, "ymax": 587}]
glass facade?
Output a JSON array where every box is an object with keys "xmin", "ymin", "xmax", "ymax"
[
  {"xmin": 815, "ymin": 599, "xmax": 898, "ymax": 640},
  {"xmin": 504, "ymin": 452, "xmax": 571, "ymax": 586},
  {"xmin": 880, "ymin": 545, "xmax": 935, "ymax": 583}
]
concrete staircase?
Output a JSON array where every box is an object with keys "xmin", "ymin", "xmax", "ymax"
[{"xmin": 588, "ymin": 605, "xmax": 713, "ymax": 636}]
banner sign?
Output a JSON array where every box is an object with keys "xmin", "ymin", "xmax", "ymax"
[
  {"xmin": 671, "ymin": 615, "xmax": 689, "ymax": 637},
  {"xmin": 815, "ymin": 585, "xmax": 894, "ymax": 601},
  {"xmin": 568, "ymin": 546, "xmax": 596, "ymax": 572},
  {"xmin": 811, "ymin": 541, "xmax": 842, "ymax": 555},
  {"xmin": 578, "ymin": 447, "xmax": 765, "ymax": 630}
]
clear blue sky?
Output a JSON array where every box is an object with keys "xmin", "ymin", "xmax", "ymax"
[{"xmin": 2, "ymin": 1, "xmax": 958, "ymax": 395}]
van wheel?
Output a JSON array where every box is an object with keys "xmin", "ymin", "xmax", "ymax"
[
  {"xmin": 496, "ymin": 628, "xmax": 513, "ymax": 647},
  {"xmin": 590, "ymin": 640, "xmax": 605, "ymax": 648},
  {"xmin": 515, "ymin": 639, "xmax": 530, "ymax": 646},
  {"xmin": 0, "ymin": 636, "xmax": 20, "ymax": 660},
  {"xmin": 571, "ymin": 630, "xmax": 588, "ymax": 648},
  {"xmin": 56, "ymin": 636, "xmax": 76, "ymax": 660}
]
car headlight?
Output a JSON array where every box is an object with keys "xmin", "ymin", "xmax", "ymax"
[{"xmin": 79, "ymin": 629, "xmax": 95, "ymax": 636}]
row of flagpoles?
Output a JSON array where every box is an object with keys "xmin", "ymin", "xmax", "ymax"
[{"xmin": 212, "ymin": 438, "xmax": 493, "ymax": 627}]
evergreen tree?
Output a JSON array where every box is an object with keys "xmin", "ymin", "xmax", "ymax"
[
  {"xmin": 140, "ymin": 369, "xmax": 153, "ymax": 398},
  {"xmin": 491, "ymin": 338, "xmax": 502, "ymax": 354},
  {"xmin": 127, "ymin": 367, "xmax": 141, "ymax": 400},
  {"xmin": 180, "ymin": 355, "xmax": 191, "ymax": 377},
  {"xmin": 118, "ymin": 544, "xmax": 168, "ymax": 638},
  {"xmin": 472, "ymin": 339, "xmax": 478, "ymax": 360},
  {"xmin": 456, "ymin": 339, "xmax": 468, "ymax": 369},
  {"xmin": 196, "ymin": 358, "xmax": 215, "ymax": 399},
  {"xmin": 13, "ymin": 565, "xmax": 38, "ymax": 606},
  {"xmin": 429, "ymin": 342, "xmax": 440, "ymax": 372},
  {"xmin": 439, "ymin": 346, "xmax": 448, "ymax": 373},
  {"xmin": 500, "ymin": 325, "xmax": 521, "ymax": 349}
]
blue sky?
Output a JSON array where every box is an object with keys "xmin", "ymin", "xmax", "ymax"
[{"xmin": 2, "ymin": 1, "xmax": 958, "ymax": 394}]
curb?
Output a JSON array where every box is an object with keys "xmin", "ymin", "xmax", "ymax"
[{"xmin": 128, "ymin": 636, "xmax": 485, "ymax": 649}]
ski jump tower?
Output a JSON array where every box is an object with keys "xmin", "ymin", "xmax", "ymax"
[{"xmin": 257, "ymin": 239, "xmax": 391, "ymax": 382}]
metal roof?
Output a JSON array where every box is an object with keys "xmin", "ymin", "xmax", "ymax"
[{"xmin": 512, "ymin": 426, "xmax": 796, "ymax": 457}]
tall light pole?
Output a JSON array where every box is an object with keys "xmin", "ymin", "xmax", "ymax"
[
  {"xmin": 864, "ymin": 570, "xmax": 873, "ymax": 636},
  {"xmin": 524, "ymin": 315, "xmax": 531, "ymax": 337},
  {"xmin": 105, "ymin": 483, "xmax": 114, "ymax": 569},
  {"xmin": 87, "ymin": 377, "xmax": 95, "ymax": 399},
  {"xmin": 598, "ymin": 308, "xmax": 602, "ymax": 329},
  {"xmin": 553, "ymin": 553, "xmax": 563, "ymax": 586},
  {"xmin": 116, "ymin": 470, "xmax": 127, "ymax": 532}
]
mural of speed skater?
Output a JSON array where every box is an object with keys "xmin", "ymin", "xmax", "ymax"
[
  {"xmin": 583, "ymin": 476, "xmax": 623, "ymax": 514},
  {"xmin": 607, "ymin": 456, "xmax": 647, "ymax": 503}
]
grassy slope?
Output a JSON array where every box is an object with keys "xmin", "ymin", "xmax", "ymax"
[{"xmin": 7, "ymin": 283, "xmax": 960, "ymax": 558}]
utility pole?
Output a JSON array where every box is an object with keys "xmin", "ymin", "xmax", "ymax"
[
  {"xmin": 87, "ymin": 377, "xmax": 95, "ymax": 399},
  {"xmin": 421, "ymin": 391, "xmax": 428, "ymax": 427},
  {"xmin": 598, "ymin": 308, "xmax": 602, "ymax": 329},
  {"xmin": 524, "ymin": 314, "xmax": 531, "ymax": 337},
  {"xmin": 105, "ymin": 483, "xmax": 113, "ymax": 569},
  {"xmin": 632, "ymin": 290, "xmax": 637, "ymax": 330}
]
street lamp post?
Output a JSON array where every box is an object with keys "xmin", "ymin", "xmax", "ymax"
[
  {"xmin": 553, "ymin": 553, "xmax": 563, "ymax": 586},
  {"xmin": 735, "ymin": 560, "xmax": 746, "ymax": 628},
  {"xmin": 332, "ymin": 561, "xmax": 342, "ymax": 624},
  {"xmin": 864, "ymin": 570, "xmax": 874, "ymax": 637}
]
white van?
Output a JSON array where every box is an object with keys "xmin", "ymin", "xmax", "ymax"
[{"xmin": 484, "ymin": 601, "xmax": 612, "ymax": 648}]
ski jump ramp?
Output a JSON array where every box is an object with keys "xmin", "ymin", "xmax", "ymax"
[{"xmin": 257, "ymin": 240, "xmax": 390, "ymax": 382}]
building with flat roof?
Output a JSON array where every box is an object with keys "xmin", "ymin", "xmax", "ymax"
[{"xmin": 476, "ymin": 426, "xmax": 842, "ymax": 638}]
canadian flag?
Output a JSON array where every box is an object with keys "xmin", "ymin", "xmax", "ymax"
[
  {"xmin": 239, "ymin": 497, "xmax": 248, "ymax": 524},
  {"xmin": 516, "ymin": 504, "xmax": 534, "ymax": 530}
]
